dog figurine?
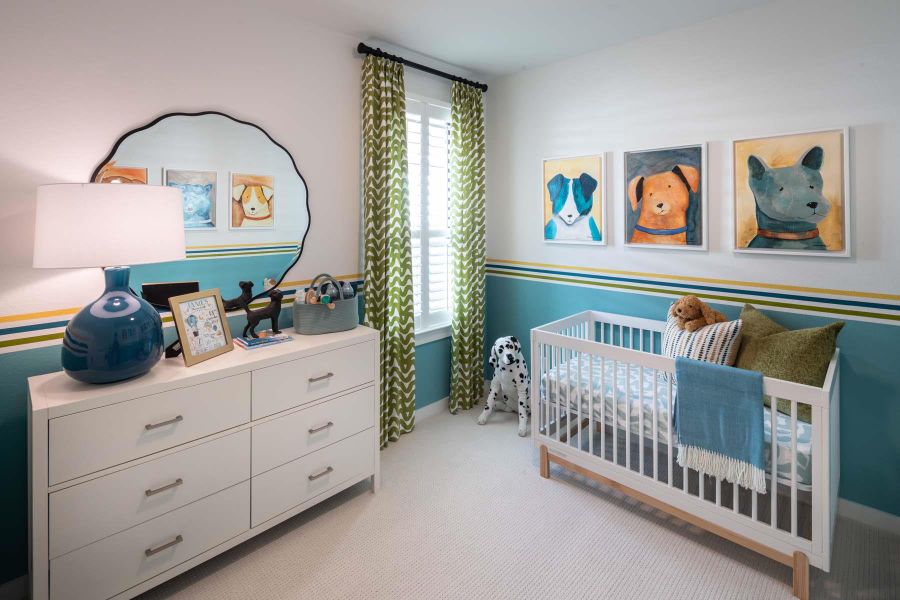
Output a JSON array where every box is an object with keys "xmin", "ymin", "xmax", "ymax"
[
  {"xmin": 544, "ymin": 173, "xmax": 602, "ymax": 241},
  {"xmin": 628, "ymin": 165, "xmax": 699, "ymax": 245},
  {"xmin": 478, "ymin": 336, "xmax": 530, "ymax": 436},
  {"xmin": 222, "ymin": 280, "xmax": 254, "ymax": 311},
  {"xmin": 232, "ymin": 184, "xmax": 274, "ymax": 228},
  {"xmin": 242, "ymin": 289, "xmax": 283, "ymax": 338},
  {"xmin": 671, "ymin": 295, "xmax": 726, "ymax": 332},
  {"xmin": 746, "ymin": 146, "xmax": 829, "ymax": 250}
]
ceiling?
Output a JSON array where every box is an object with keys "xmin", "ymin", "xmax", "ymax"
[{"xmin": 290, "ymin": 0, "xmax": 768, "ymax": 78}]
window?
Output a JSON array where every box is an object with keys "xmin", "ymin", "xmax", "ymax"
[{"xmin": 407, "ymin": 96, "xmax": 451, "ymax": 335}]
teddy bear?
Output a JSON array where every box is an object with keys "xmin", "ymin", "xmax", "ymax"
[{"xmin": 671, "ymin": 295, "xmax": 727, "ymax": 332}]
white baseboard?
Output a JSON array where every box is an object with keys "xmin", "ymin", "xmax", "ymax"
[
  {"xmin": 838, "ymin": 499, "xmax": 900, "ymax": 535},
  {"xmin": 0, "ymin": 575, "xmax": 25, "ymax": 600},
  {"xmin": 415, "ymin": 396, "xmax": 449, "ymax": 421}
]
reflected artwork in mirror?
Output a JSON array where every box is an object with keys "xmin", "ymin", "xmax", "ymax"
[{"xmin": 91, "ymin": 111, "xmax": 310, "ymax": 305}]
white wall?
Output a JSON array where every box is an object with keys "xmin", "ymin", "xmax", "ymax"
[
  {"xmin": 485, "ymin": 0, "xmax": 900, "ymax": 293},
  {"xmin": 0, "ymin": 0, "xmax": 362, "ymax": 316}
]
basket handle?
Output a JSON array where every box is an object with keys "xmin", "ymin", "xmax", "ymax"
[{"xmin": 308, "ymin": 273, "xmax": 345, "ymax": 301}]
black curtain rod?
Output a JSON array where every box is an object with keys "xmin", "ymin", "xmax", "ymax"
[{"xmin": 356, "ymin": 43, "xmax": 488, "ymax": 92}]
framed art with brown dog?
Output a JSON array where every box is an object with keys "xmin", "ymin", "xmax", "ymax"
[
  {"xmin": 168, "ymin": 288, "xmax": 233, "ymax": 367},
  {"xmin": 231, "ymin": 172, "xmax": 275, "ymax": 229},
  {"xmin": 732, "ymin": 127, "xmax": 850, "ymax": 257},
  {"xmin": 542, "ymin": 154, "xmax": 606, "ymax": 245},
  {"xmin": 625, "ymin": 143, "xmax": 707, "ymax": 250}
]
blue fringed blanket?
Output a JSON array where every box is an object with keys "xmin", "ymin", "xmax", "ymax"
[{"xmin": 675, "ymin": 357, "xmax": 767, "ymax": 494}]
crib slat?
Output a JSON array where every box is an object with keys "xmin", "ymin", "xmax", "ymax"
[
  {"xmin": 667, "ymin": 376, "xmax": 674, "ymax": 488},
  {"xmin": 555, "ymin": 346, "xmax": 561, "ymax": 443},
  {"xmin": 716, "ymin": 477, "xmax": 721, "ymax": 506},
  {"xmin": 771, "ymin": 397, "xmax": 778, "ymax": 529},
  {"xmin": 577, "ymin": 345, "xmax": 583, "ymax": 450},
  {"xmin": 588, "ymin": 353, "xmax": 594, "ymax": 457},
  {"xmin": 700, "ymin": 471, "xmax": 705, "ymax": 500},
  {"xmin": 791, "ymin": 399, "xmax": 798, "ymax": 536},
  {"xmin": 753, "ymin": 487, "xmax": 758, "ymax": 521},
  {"xmin": 732, "ymin": 479, "xmax": 738, "ymax": 514},
  {"xmin": 544, "ymin": 343, "xmax": 550, "ymax": 437},
  {"xmin": 652, "ymin": 368, "xmax": 658, "ymax": 481},
  {"xmin": 614, "ymin": 359, "xmax": 619, "ymax": 466},
  {"xmin": 639, "ymin": 365, "xmax": 645, "ymax": 476},
  {"xmin": 626, "ymin": 362, "xmax": 631, "ymax": 470},
  {"xmin": 600, "ymin": 356, "xmax": 606, "ymax": 461}
]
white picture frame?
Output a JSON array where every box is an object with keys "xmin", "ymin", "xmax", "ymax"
[
  {"xmin": 623, "ymin": 142, "xmax": 708, "ymax": 251},
  {"xmin": 731, "ymin": 127, "xmax": 850, "ymax": 257},
  {"xmin": 541, "ymin": 153, "xmax": 608, "ymax": 246}
]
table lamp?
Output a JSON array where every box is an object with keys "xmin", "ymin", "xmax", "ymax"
[{"xmin": 33, "ymin": 183, "xmax": 186, "ymax": 383}]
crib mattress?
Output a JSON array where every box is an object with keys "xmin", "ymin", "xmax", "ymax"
[{"xmin": 541, "ymin": 356, "xmax": 812, "ymax": 487}]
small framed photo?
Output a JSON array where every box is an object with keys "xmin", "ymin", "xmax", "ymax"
[
  {"xmin": 231, "ymin": 173, "xmax": 275, "ymax": 229},
  {"xmin": 168, "ymin": 289, "xmax": 233, "ymax": 367},
  {"xmin": 732, "ymin": 127, "xmax": 849, "ymax": 256},
  {"xmin": 165, "ymin": 169, "xmax": 217, "ymax": 230},
  {"xmin": 542, "ymin": 154, "xmax": 606, "ymax": 245},
  {"xmin": 624, "ymin": 143, "xmax": 707, "ymax": 250}
]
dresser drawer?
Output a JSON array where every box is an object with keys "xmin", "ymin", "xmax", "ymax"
[
  {"xmin": 251, "ymin": 341, "xmax": 375, "ymax": 419},
  {"xmin": 49, "ymin": 429, "xmax": 250, "ymax": 559},
  {"xmin": 49, "ymin": 373, "xmax": 250, "ymax": 485},
  {"xmin": 50, "ymin": 481, "xmax": 249, "ymax": 600},
  {"xmin": 251, "ymin": 428, "xmax": 374, "ymax": 527},
  {"xmin": 252, "ymin": 387, "xmax": 375, "ymax": 475}
]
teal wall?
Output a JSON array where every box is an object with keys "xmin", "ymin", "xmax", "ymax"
[
  {"xmin": 414, "ymin": 337, "xmax": 451, "ymax": 409},
  {"xmin": 484, "ymin": 273, "xmax": 900, "ymax": 518}
]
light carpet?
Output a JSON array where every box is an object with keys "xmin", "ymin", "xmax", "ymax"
[{"xmin": 141, "ymin": 409, "xmax": 900, "ymax": 599}]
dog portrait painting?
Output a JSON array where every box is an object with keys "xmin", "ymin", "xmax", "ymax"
[
  {"xmin": 93, "ymin": 161, "xmax": 148, "ymax": 184},
  {"xmin": 542, "ymin": 155, "xmax": 605, "ymax": 245},
  {"xmin": 625, "ymin": 144, "xmax": 706, "ymax": 249},
  {"xmin": 231, "ymin": 173, "xmax": 275, "ymax": 229},
  {"xmin": 733, "ymin": 129, "xmax": 848, "ymax": 255},
  {"xmin": 165, "ymin": 169, "xmax": 217, "ymax": 230}
]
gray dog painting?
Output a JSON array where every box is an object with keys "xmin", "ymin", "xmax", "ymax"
[{"xmin": 746, "ymin": 146, "xmax": 830, "ymax": 250}]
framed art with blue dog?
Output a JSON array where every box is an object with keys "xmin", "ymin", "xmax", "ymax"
[
  {"xmin": 732, "ymin": 128, "xmax": 850, "ymax": 257},
  {"xmin": 624, "ymin": 143, "xmax": 707, "ymax": 250},
  {"xmin": 542, "ymin": 154, "xmax": 606, "ymax": 245}
]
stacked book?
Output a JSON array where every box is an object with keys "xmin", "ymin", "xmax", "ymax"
[{"xmin": 233, "ymin": 333, "xmax": 294, "ymax": 350}]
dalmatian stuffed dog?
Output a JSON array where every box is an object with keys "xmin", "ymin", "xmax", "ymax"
[{"xmin": 477, "ymin": 336, "xmax": 530, "ymax": 436}]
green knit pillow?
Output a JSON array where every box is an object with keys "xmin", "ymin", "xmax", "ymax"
[{"xmin": 735, "ymin": 305, "xmax": 843, "ymax": 422}]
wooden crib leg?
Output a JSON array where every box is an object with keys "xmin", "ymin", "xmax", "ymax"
[
  {"xmin": 792, "ymin": 551, "xmax": 809, "ymax": 600},
  {"xmin": 540, "ymin": 445, "xmax": 550, "ymax": 479}
]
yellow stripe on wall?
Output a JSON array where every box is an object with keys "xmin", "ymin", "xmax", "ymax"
[{"xmin": 487, "ymin": 258, "xmax": 900, "ymax": 302}]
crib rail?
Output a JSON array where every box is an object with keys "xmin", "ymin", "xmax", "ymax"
[{"xmin": 530, "ymin": 315, "xmax": 838, "ymax": 573}]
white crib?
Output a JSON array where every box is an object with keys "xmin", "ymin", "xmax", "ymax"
[{"xmin": 530, "ymin": 310, "xmax": 839, "ymax": 600}]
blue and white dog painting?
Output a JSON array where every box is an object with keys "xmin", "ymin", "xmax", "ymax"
[
  {"xmin": 165, "ymin": 169, "xmax": 217, "ymax": 230},
  {"xmin": 543, "ymin": 156, "xmax": 604, "ymax": 244},
  {"xmin": 734, "ymin": 129, "xmax": 847, "ymax": 254}
]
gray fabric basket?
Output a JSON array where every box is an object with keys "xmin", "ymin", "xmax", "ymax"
[{"xmin": 293, "ymin": 274, "xmax": 359, "ymax": 335}]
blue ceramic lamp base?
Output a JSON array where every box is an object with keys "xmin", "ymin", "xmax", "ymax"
[{"xmin": 61, "ymin": 266, "xmax": 164, "ymax": 384}]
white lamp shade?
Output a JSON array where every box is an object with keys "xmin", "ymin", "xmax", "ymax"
[{"xmin": 33, "ymin": 184, "xmax": 186, "ymax": 268}]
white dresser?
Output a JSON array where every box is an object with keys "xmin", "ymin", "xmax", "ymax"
[{"xmin": 28, "ymin": 327, "xmax": 380, "ymax": 600}]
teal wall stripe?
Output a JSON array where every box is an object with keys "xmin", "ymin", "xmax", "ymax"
[
  {"xmin": 484, "ymin": 272, "xmax": 900, "ymax": 518},
  {"xmin": 486, "ymin": 264, "xmax": 899, "ymax": 323}
]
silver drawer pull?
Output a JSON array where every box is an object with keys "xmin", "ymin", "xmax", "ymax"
[
  {"xmin": 308, "ymin": 372, "xmax": 334, "ymax": 383},
  {"xmin": 308, "ymin": 421, "xmax": 334, "ymax": 434},
  {"xmin": 308, "ymin": 466, "xmax": 334, "ymax": 481},
  {"xmin": 145, "ymin": 478, "xmax": 184, "ymax": 497},
  {"xmin": 145, "ymin": 415, "xmax": 183, "ymax": 430},
  {"xmin": 144, "ymin": 534, "xmax": 183, "ymax": 557}
]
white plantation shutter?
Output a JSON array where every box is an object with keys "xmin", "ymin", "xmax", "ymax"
[{"xmin": 407, "ymin": 96, "xmax": 451, "ymax": 332}]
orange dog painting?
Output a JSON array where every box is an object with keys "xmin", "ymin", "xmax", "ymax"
[
  {"xmin": 625, "ymin": 144, "xmax": 706, "ymax": 249},
  {"xmin": 93, "ymin": 161, "xmax": 148, "ymax": 184},
  {"xmin": 231, "ymin": 173, "xmax": 274, "ymax": 229}
]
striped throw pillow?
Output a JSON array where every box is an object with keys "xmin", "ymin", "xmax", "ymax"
[{"xmin": 663, "ymin": 305, "xmax": 743, "ymax": 366}]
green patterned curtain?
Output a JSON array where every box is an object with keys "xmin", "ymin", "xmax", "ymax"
[
  {"xmin": 449, "ymin": 82, "xmax": 487, "ymax": 413},
  {"xmin": 361, "ymin": 55, "xmax": 416, "ymax": 447}
]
